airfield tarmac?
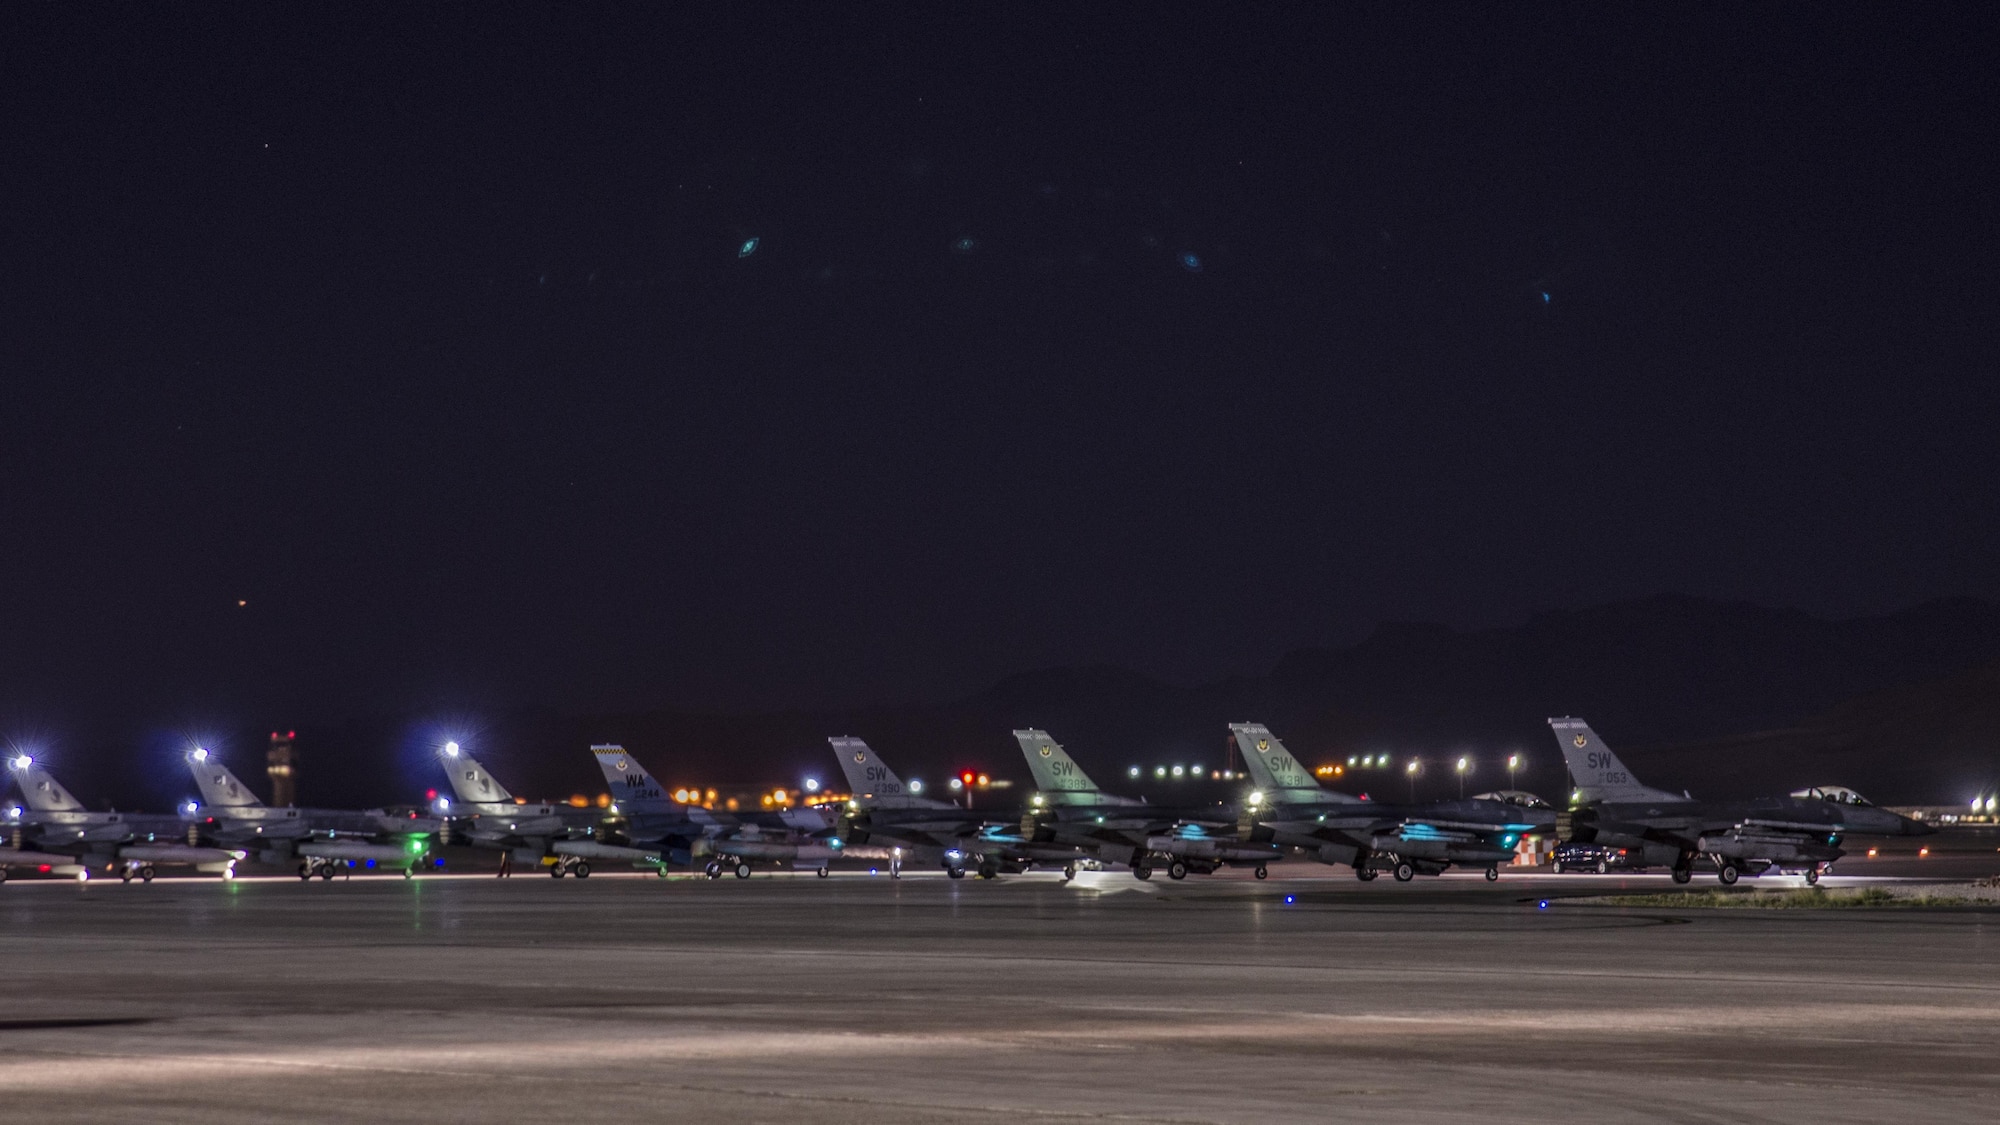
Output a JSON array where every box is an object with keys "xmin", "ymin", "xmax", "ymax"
[{"xmin": 1, "ymin": 869, "xmax": 1995, "ymax": 1125}]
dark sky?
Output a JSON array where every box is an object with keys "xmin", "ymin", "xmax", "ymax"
[{"xmin": 3, "ymin": 4, "xmax": 1996, "ymax": 737}]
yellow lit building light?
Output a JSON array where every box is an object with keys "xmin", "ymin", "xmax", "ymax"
[
  {"xmin": 724, "ymin": 797, "xmax": 739, "ymax": 812},
  {"xmin": 568, "ymin": 795, "xmax": 590, "ymax": 808},
  {"xmin": 595, "ymin": 793, "xmax": 611, "ymax": 809},
  {"xmin": 976, "ymin": 774, "xmax": 990, "ymax": 788}
]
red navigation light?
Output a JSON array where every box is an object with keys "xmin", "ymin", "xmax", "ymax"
[
  {"xmin": 960, "ymin": 771, "xmax": 975, "ymax": 786},
  {"xmin": 38, "ymin": 864, "xmax": 52, "ymax": 873},
  {"xmin": 287, "ymin": 731, "xmax": 296, "ymax": 739},
  {"xmin": 425, "ymin": 789, "xmax": 438, "ymax": 801}
]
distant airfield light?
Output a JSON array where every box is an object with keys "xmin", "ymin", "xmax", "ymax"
[
  {"xmin": 1987, "ymin": 796, "xmax": 1997, "ymax": 813},
  {"xmin": 1407, "ymin": 760, "xmax": 1420, "ymax": 774},
  {"xmin": 443, "ymin": 741, "xmax": 460, "ymax": 758},
  {"xmin": 674, "ymin": 789, "xmax": 689, "ymax": 802},
  {"xmin": 949, "ymin": 778, "xmax": 964, "ymax": 791},
  {"xmin": 738, "ymin": 237, "xmax": 760, "ymax": 258},
  {"xmin": 1031, "ymin": 794, "xmax": 1046, "ymax": 808},
  {"xmin": 1507, "ymin": 755, "xmax": 1521, "ymax": 770},
  {"xmin": 1348, "ymin": 756, "xmax": 1357, "ymax": 767},
  {"xmin": 1248, "ymin": 790, "xmax": 1265, "ymax": 808},
  {"xmin": 1456, "ymin": 757, "xmax": 1468, "ymax": 773},
  {"xmin": 1919, "ymin": 847, "xmax": 1931, "ymax": 857},
  {"xmin": 1172, "ymin": 765, "xmax": 1185, "ymax": 778},
  {"xmin": 1128, "ymin": 766, "xmax": 1141, "ymax": 778},
  {"xmin": 182, "ymin": 801, "xmax": 198, "ymax": 815},
  {"xmin": 803, "ymin": 778, "xmax": 820, "ymax": 793},
  {"xmin": 1867, "ymin": 847, "xmax": 1878, "ymax": 858},
  {"xmin": 976, "ymin": 774, "xmax": 990, "ymax": 789},
  {"xmin": 908, "ymin": 779, "xmax": 924, "ymax": 794},
  {"xmin": 1155, "ymin": 766, "xmax": 1167, "ymax": 778},
  {"xmin": 435, "ymin": 797, "xmax": 450, "ymax": 811}
]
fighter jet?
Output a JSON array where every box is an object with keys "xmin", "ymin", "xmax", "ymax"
[
  {"xmin": 5, "ymin": 754, "xmax": 244, "ymax": 882},
  {"xmin": 1015, "ymin": 729, "xmax": 1279, "ymax": 880},
  {"xmin": 179, "ymin": 747, "xmax": 441, "ymax": 880},
  {"xmin": 1229, "ymin": 723, "xmax": 1551, "ymax": 882},
  {"xmin": 435, "ymin": 742, "xmax": 643, "ymax": 877},
  {"xmin": 1550, "ymin": 717, "xmax": 1931, "ymax": 884},
  {"xmin": 830, "ymin": 737, "xmax": 1076, "ymax": 880},
  {"xmin": 587, "ymin": 744, "xmax": 841, "ymax": 879}
]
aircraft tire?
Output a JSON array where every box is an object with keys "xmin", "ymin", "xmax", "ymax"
[
  {"xmin": 704, "ymin": 861, "xmax": 723, "ymax": 879},
  {"xmin": 139, "ymin": 866, "xmax": 156, "ymax": 883},
  {"xmin": 1061, "ymin": 863, "xmax": 1076, "ymax": 882},
  {"xmin": 550, "ymin": 865, "xmax": 565, "ymax": 878},
  {"xmin": 1254, "ymin": 865, "xmax": 1268, "ymax": 880},
  {"xmin": 1393, "ymin": 862, "xmax": 1415, "ymax": 883},
  {"xmin": 1355, "ymin": 867, "xmax": 1377, "ymax": 882},
  {"xmin": 1718, "ymin": 863, "xmax": 1740, "ymax": 886},
  {"xmin": 121, "ymin": 871, "xmax": 132, "ymax": 883},
  {"xmin": 1552, "ymin": 860, "xmax": 1564, "ymax": 874},
  {"xmin": 573, "ymin": 862, "xmax": 591, "ymax": 879},
  {"xmin": 816, "ymin": 866, "xmax": 829, "ymax": 878},
  {"xmin": 946, "ymin": 866, "xmax": 965, "ymax": 879},
  {"xmin": 402, "ymin": 867, "xmax": 413, "ymax": 880},
  {"xmin": 298, "ymin": 863, "xmax": 312, "ymax": 881},
  {"xmin": 1485, "ymin": 866, "xmax": 1499, "ymax": 882},
  {"xmin": 1132, "ymin": 865, "xmax": 1152, "ymax": 881},
  {"xmin": 734, "ymin": 863, "xmax": 752, "ymax": 879},
  {"xmin": 1167, "ymin": 861, "xmax": 1189, "ymax": 881},
  {"xmin": 1596, "ymin": 859, "xmax": 1609, "ymax": 875},
  {"xmin": 320, "ymin": 867, "xmax": 336, "ymax": 881},
  {"xmin": 1670, "ymin": 867, "xmax": 1692, "ymax": 884},
  {"xmin": 1805, "ymin": 866, "xmax": 1820, "ymax": 886}
]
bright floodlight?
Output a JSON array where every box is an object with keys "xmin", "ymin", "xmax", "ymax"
[
  {"xmin": 11, "ymin": 754, "xmax": 31, "ymax": 770},
  {"xmin": 908, "ymin": 779, "xmax": 923, "ymax": 794},
  {"xmin": 803, "ymin": 777, "xmax": 820, "ymax": 793},
  {"xmin": 443, "ymin": 741, "xmax": 460, "ymax": 757},
  {"xmin": 949, "ymin": 778, "xmax": 963, "ymax": 791},
  {"xmin": 192, "ymin": 747, "xmax": 209, "ymax": 762},
  {"xmin": 1407, "ymin": 760, "xmax": 1419, "ymax": 774},
  {"xmin": 182, "ymin": 801, "xmax": 197, "ymax": 814},
  {"xmin": 1456, "ymin": 757, "xmax": 1468, "ymax": 773}
]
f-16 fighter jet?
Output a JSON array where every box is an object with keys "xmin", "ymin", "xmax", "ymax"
[
  {"xmin": 1230, "ymin": 723, "xmax": 1551, "ymax": 882},
  {"xmin": 436, "ymin": 741, "xmax": 646, "ymax": 877},
  {"xmin": 180, "ymin": 747, "xmax": 442, "ymax": 879},
  {"xmin": 588, "ymin": 744, "xmax": 840, "ymax": 879},
  {"xmin": 831, "ymin": 737, "xmax": 1081, "ymax": 880},
  {"xmin": 1015, "ymin": 729, "xmax": 1280, "ymax": 881},
  {"xmin": 1551, "ymin": 717, "xmax": 1930, "ymax": 884}
]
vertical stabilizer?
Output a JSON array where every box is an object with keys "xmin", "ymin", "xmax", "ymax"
[
  {"xmin": 830, "ymin": 737, "xmax": 909, "ymax": 802},
  {"xmin": 591, "ymin": 745, "xmax": 669, "ymax": 810},
  {"xmin": 185, "ymin": 750, "xmax": 264, "ymax": 809},
  {"xmin": 439, "ymin": 744, "xmax": 514, "ymax": 806},
  {"xmin": 1014, "ymin": 729, "xmax": 1109, "ymax": 805},
  {"xmin": 1230, "ymin": 723, "xmax": 1348, "ymax": 804},
  {"xmin": 1548, "ymin": 717, "xmax": 1684, "ymax": 804},
  {"xmin": 7, "ymin": 756, "xmax": 88, "ymax": 814}
]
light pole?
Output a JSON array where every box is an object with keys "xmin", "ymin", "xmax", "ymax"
[{"xmin": 1455, "ymin": 756, "xmax": 1469, "ymax": 799}]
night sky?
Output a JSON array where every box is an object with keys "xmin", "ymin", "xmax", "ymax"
[{"xmin": 3, "ymin": 5, "xmax": 1996, "ymax": 746}]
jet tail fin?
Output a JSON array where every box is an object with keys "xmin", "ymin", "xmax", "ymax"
[
  {"xmin": 440, "ymin": 745, "xmax": 514, "ymax": 805},
  {"xmin": 1229, "ymin": 723, "xmax": 1329, "ymax": 802},
  {"xmin": 591, "ymin": 745, "xmax": 669, "ymax": 808},
  {"xmin": 829, "ymin": 737, "xmax": 909, "ymax": 803},
  {"xmin": 1014, "ymin": 730, "xmax": 1105, "ymax": 805},
  {"xmin": 1548, "ymin": 717, "xmax": 1682, "ymax": 803},
  {"xmin": 7, "ymin": 756, "xmax": 88, "ymax": 814},
  {"xmin": 186, "ymin": 751, "xmax": 265, "ymax": 809}
]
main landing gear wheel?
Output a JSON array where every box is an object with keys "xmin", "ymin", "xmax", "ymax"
[
  {"xmin": 946, "ymin": 866, "xmax": 965, "ymax": 880},
  {"xmin": 704, "ymin": 861, "xmax": 724, "ymax": 879},
  {"xmin": 1596, "ymin": 859, "xmax": 1610, "ymax": 875},
  {"xmin": 816, "ymin": 866, "xmax": 829, "ymax": 879},
  {"xmin": 1355, "ymin": 867, "xmax": 1377, "ymax": 882},
  {"xmin": 1718, "ymin": 863, "xmax": 1740, "ymax": 886},
  {"xmin": 1061, "ymin": 863, "xmax": 1076, "ymax": 883},
  {"xmin": 573, "ymin": 862, "xmax": 591, "ymax": 879},
  {"xmin": 978, "ymin": 863, "xmax": 999, "ymax": 880},
  {"xmin": 1254, "ymin": 865, "xmax": 1268, "ymax": 880},
  {"xmin": 1132, "ymin": 865, "xmax": 1152, "ymax": 881},
  {"xmin": 320, "ymin": 866, "xmax": 336, "ymax": 881},
  {"xmin": 1671, "ymin": 867, "xmax": 1692, "ymax": 885},
  {"xmin": 550, "ymin": 865, "xmax": 565, "ymax": 879},
  {"xmin": 1392, "ymin": 862, "xmax": 1416, "ymax": 883},
  {"xmin": 1552, "ymin": 860, "xmax": 1564, "ymax": 874},
  {"xmin": 734, "ymin": 862, "xmax": 752, "ymax": 879},
  {"xmin": 1167, "ymin": 861, "xmax": 1189, "ymax": 881},
  {"xmin": 139, "ymin": 865, "xmax": 156, "ymax": 883},
  {"xmin": 1485, "ymin": 867, "xmax": 1499, "ymax": 882},
  {"xmin": 1804, "ymin": 866, "xmax": 1820, "ymax": 886}
]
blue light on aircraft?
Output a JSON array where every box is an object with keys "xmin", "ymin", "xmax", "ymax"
[
  {"xmin": 1179, "ymin": 251, "xmax": 1201, "ymax": 272},
  {"xmin": 1499, "ymin": 834, "xmax": 1517, "ymax": 847},
  {"xmin": 1538, "ymin": 900, "xmax": 1550, "ymax": 910},
  {"xmin": 365, "ymin": 859, "xmax": 377, "ymax": 869},
  {"xmin": 1284, "ymin": 895, "xmax": 1295, "ymax": 904},
  {"xmin": 1541, "ymin": 291, "xmax": 1551, "ymax": 303},
  {"xmin": 738, "ymin": 237, "xmax": 760, "ymax": 258}
]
